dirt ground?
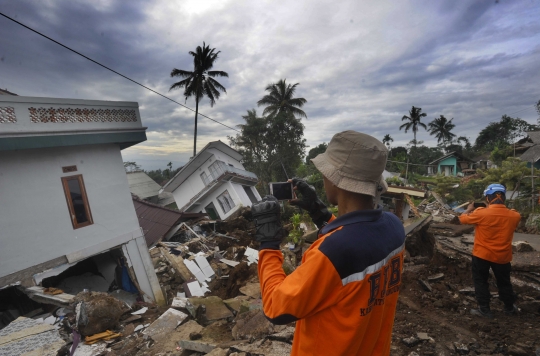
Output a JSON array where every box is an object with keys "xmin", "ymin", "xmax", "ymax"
[
  {"xmin": 391, "ymin": 251, "xmax": 540, "ymax": 356},
  {"xmin": 72, "ymin": 209, "xmax": 540, "ymax": 355}
]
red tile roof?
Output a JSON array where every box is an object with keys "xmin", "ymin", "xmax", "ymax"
[{"xmin": 132, "ymin": 195, "xmax": 206, "ymax": 246}]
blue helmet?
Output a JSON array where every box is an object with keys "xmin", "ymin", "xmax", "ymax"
[{"xmin": 483, "ymin": 183, "xmax": 506, "ymax": 196}]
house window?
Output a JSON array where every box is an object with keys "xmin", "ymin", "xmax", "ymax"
[
  {"xmin": 216, "ymin": 190, "xmax": 235, "ymax": 214},
  {"xmin": 200, "ymin": 171, "xmax": 210, "ymax": 186},
  {"xmin": 208, "ymin": 160, "xmax": 225, "ymax": 180},
  {"xmin": 61, "ymin": 175, "xmax": 93, "ymax": 229}
]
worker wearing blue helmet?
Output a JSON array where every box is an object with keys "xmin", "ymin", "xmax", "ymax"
[{"xmin": 459, "ymin": 183, "xmax": 521, "ymax": 318}]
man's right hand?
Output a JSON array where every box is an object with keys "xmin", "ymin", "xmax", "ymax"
[{"xmin": 289, "ymin": 178, "xmax": 332, "ymax": 228}]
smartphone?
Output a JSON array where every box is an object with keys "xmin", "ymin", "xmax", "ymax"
[
  {"xmin": 473, "ymin": 202, "xmax": 486, "ymax": 208},
  {"xmin": 269, "ymin": 182, "xmax": 294, "ymax": 201}
]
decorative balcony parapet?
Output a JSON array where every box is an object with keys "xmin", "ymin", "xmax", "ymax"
[{"xmin": 0, "ymin": 96, "xmax": 146, "ymax": 151}]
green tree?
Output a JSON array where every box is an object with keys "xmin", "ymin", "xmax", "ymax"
[
  {"xmin": 428, "ymin": 115, "xmax": 456, "ymax": 146},
  {"xmin": 257, "ymin": 79, "xmax": 307, "ymax": 119},
  {"xmin": 305, "ymin": 143, "xmax": 327, "ymax": 164},
  {"xmin": 479, "ymin": 157, "xmax": 532, "ymax": 191},
  {"xmin": 124, "ymin": 161, "xmax": 141, "ymax": 172},
  {"xmin": 474, "ymin": 115, "xmax": 536, "ymax": 152},
  {"xmin": 435, "ymin": 176, "xmax": 473, "ymax": 204},
  {"xmin": 229, "ymin": 110, "xmax": 306, "ymax": 194},
  {"xmin": 296, "ymin": 143, "xmax": 328, "ymax": 204},
  {"xmin": 169, "ymin": 42, "xmax": 229, "ymax": 157},
  {"xmin": 399, "ymin": 106, "xmax": 427, "ymax": 148}
]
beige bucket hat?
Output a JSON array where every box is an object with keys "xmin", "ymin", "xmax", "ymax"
[{"xmin": 311, "ymin": 130, "xmax": 388, "ymax": 197}]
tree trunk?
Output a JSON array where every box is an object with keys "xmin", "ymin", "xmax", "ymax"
[{"xmin": 193, "ymin": 99, "xmax": 199, "ymax": 157}]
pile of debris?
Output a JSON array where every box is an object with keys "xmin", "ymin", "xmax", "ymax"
[
  {"xmin": 0, "ymin": 207, "xmax": 296, "ymax": 356},
  {"xmin": 2, "ymin": 202, "xmax": 540, "ymax": 356}
]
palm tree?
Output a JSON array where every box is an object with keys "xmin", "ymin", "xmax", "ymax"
[
  {"xmin": 170, "ymin": 42, "xmax": 229, "ymax": 157},
  {"xmin": 257, "ymin": 79, "xmax": 307, "ymax": 119},
  {"xmin": 382, "ymin": 134, "xmax": 394, "ymax": 150},
  {"xmin": 399, "ymin": 106, "xmax": 427, "ymax": 147},
  {"xmin": 428, "ymin": 115, "xmax": 456, "ymax": 146}
]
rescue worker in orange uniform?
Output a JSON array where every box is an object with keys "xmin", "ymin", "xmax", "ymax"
[
  {"xmin": 459, "ymin": 184, "xmax": 521, "ymax": 318},
  {"xmin": 251, "ymin": 131, "xmax": 406, "ymax": 355}
]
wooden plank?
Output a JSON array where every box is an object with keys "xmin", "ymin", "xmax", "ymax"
[{"xmin": 159, "ymin": 247, "xmax": 195, "ymax": 283}]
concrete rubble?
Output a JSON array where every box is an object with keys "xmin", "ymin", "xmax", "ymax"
[{"xmin": 2, "ymin": 202, "xmax": 540, "ymax": 356}]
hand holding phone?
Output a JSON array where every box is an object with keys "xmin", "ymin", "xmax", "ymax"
[{"xmin": 269, "ymin": 182, "xmax": 294, "ymax": 201}]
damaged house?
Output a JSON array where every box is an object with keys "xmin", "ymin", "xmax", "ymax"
[
  {"xmin": 0, "ymin": 95, "xmax": 165, "ymax": 321},
  {"xmin": 161, "ymin": 141, "xmax": 261, "ymax": 220}
]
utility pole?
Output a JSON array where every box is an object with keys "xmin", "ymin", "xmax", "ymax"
[
  {"xmin": 405, "ymin": 157, "xmax": 409, "ymax": 183},
  {"xmin": 532, "ymin": 160, "xmax": 535, "ymax": 211}
]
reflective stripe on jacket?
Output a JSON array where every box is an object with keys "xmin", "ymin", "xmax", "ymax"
[{"xmin": 258, "ymin": 208, "xmax": 405, "ymax": 356}]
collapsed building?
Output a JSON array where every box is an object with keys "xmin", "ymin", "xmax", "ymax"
[{"xmin": 0, "ymin": 95, "xmax": 165, "ymax": 330}]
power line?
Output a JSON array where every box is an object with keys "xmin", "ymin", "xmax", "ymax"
[
  {"xmin": 386, "ymin": 160, "xmax": 435, "ymax": 167},
  {"xmin": 0, "ymin": 12, "xmax": 240, "ymax": 133},
  {"xmin": 506, "ymin": 105, "xmax": 537, "ymax": 117}
]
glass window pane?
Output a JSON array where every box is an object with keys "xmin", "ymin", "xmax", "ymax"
[{"xmin": 67, "ymin": 178, "xmax": 89, "ymax": 224}]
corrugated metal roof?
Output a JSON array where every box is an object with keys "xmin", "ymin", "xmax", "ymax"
[
  {"xmin": 520, "ymin": 145, "xmax": 540, "ymax": 163},
  {"xmin": 127, "ymin": 171, "xmax": 161, "ymax": 200},
  {"xmin": 132, "ymin": 196, "xmax": 206, "ymax": 246},
  {"xmin": 526, "ymin": 131, "xmax": 540, "ymax": 145}
]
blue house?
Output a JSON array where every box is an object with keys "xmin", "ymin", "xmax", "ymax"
[{"xmin": 428, "ymin": 151, "xmax": 474, "ymax": 176}]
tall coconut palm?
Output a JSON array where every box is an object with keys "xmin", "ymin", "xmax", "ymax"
[
  {"xmin": 399, "ymin": 106, "xmax": 427, "ymax": 147},
  {"xmin": 428, "ymin": 115, "xmax": 456, "ymax": 145},
  {"xmin": 382, "ymin": 134, "xmax": 394, "ymax": 149},
  {"xmin": 170, "ymin": 42, "xmax": 228, "ymax": 157},
  {"xmin": 257, "ymin": 79, "xmax": 307, "ymax": 119}
]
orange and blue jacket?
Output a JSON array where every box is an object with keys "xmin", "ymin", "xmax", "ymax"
[
  {"xmin": 258, "ymin": 208, "xmax": 406, "ymax": 356},
  {"xmin": 459, "ymin": 204, "xmax": 521, "ymax": 264}
]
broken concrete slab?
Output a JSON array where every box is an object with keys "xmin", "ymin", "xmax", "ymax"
[
  {"xmin": 223, "ymin": 298, "xmax": 251, "ymax": 314},
  {"xmin": 244, "ymin": 247, "xmax": 259, "ymax": 265},
  {"xmin": 187, "ymin": 296, "xmax": 234, "ymax": 324},
  {"xmin": 185, "ymin": 259, "xmax": 210, "ymax": 284},
  {"xmin": 232, "ymin": 310, "xmax": 286, "ymax": 340},
  {"xmin": 24, "ymin": 286, "xmax": 75, "ymax": 307},
  {"xmin": 513, "ymin": 241, "xmax": 535, "ymax": 252},
  {"xmin": 179, "ymin": 339, "xmax": 217, "ymax": 353},
  {"xmin": 238, "ymin": 282, "xmax": 261, "ymax": 298},
  {"xmin": 195, "ymin": 255, "xmax": 216, "ymax": 279},
  {"xmin": 205, "ymin": 347, "xmax": 228, "ymax": 356},
  {"xmin": 143, "ymin": 308, "xmax": 188, "ymax": 343},
  {"xmin": 176, "ymin": 320, "xmax": 204, "ymax": 341},
  {"xmin": 171, "ymin": 296, "xmax": 188, "ymax": 308}
]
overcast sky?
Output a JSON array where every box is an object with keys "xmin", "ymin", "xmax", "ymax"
[{"xmin": 1, "ymin": 0, "xmax": 539, "ymax": 171}]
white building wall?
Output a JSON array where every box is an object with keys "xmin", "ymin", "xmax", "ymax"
[
  {"xmin": 0, "ymin": 144, "xmax": 140, "ymax": 278},
  {"xmin": 186, "ymin": 182, "xmax": 244, "ymax": 220},
  {"xmin": 231, "ymin": 183, "xmax": 259, "ymax": 206},
  {"xmin": 171, "ymin": 148, "xmax": 250, "ymax": 211}
]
